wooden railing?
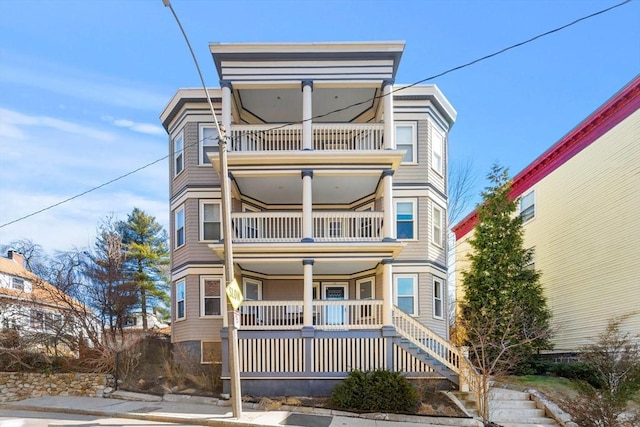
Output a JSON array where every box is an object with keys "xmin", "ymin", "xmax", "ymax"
[
  {"xmin": 231, "ymin": 211, "xmax": 383, "ymax": 243},
  {"xmin": 239, "ymin": 300, "xmax": 383, "ymax": 330},
  {"xmin": 228, "ymin": 123, "xmax": 384, "ymax": 152}
]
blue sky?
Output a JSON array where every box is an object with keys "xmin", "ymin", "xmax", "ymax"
[{"xmin": 0, "ymin": 0, "xmax": 638, "ymax": 253}]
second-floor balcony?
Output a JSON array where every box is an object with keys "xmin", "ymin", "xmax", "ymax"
[
  {"xmin": 231, "ymin": 211, "xmax": 383, "ymax": 243},
  {"xmin": 229, "ymin": 123, "xmax": 384, "ymax": 152}
]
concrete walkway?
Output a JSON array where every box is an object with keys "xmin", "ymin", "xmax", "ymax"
[{"xmin": 0, "ymin": 392, "xmax": 482, "ymax": 427}]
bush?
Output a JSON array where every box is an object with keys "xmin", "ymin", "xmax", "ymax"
[
  {"xmin": 550, "ymin": 362, "xmax": 603, "ymax": 388},
  {"xmin": 331, "ymin": 369, "xmax": 418, "ymax": 413}
]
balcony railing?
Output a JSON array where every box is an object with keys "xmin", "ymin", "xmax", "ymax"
[
  {"xmin": 239, "ymin": 300, "xmax": 383, "ymax": 330},
  {"xmin": 229, "ymin": 123, "xmax": 384, "ymax": 152},
  {"xmin": 231, "ymin": 211, "xmax": 383, "ymax": 243}
]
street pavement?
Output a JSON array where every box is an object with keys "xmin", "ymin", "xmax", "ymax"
[{"xmin": 0, "ymin": 392, "xmax": 482, "ymax": 427}]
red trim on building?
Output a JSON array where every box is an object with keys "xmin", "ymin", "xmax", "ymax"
[{"xmin": 453, "ymin": 76, "xmax": 640, "ymax": 240}]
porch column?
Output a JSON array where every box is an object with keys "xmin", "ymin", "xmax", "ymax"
[
  {"xmin": 382, "ymin": 79, "xmax": 394, "ymax": 150},
  {"xmin": 382, "ymin": 258, "xmax": 393, "ymax": 325},
  {"xmin": 382, "ymin": 169, "xmax": 395, "ymax": 241},
  {"xmin": 302, "ymin": 170, "xmax": 314, "ymax": 242},
  {"xmin": 303, "ymin": 259, "xmax": 314, "ymax": 326},
  {"xmin": 302, "ymin": 80, "xmax": 313, "ymax": 150}
]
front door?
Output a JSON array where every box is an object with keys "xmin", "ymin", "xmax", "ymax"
[{"xmin": 323, "ymin": 283, "xmax": 348, "ymax": 325}]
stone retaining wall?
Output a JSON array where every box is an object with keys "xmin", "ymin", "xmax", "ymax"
[{"xmin": 0, "ymin": 372, "xmax": 111, "ymax": 402}]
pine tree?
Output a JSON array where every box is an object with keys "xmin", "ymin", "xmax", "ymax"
[{"xmin": 120, "ymin": 208, "xmax": 170, "ymax": 332}]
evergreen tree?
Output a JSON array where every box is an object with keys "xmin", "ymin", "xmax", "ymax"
[
  {"xmin": 460, "ymin": 164, "xmax": 552, "ymax": 373},
  {"xmin": 120, "ymin": 208, "xmax": 170, "ymax": 332}
]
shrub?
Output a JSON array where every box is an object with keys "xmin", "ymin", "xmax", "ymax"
[
  {"xmin": 331, "ymin": 369, "xmax": 418, "ymax": 413},
  {"xmin": 550, "ymin": 362, "xmax": 603, "ymax": 388}
]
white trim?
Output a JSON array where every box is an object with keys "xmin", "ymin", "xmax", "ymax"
[
  {"xmin": 433, "ymin": 277, "xmax": 444, "ymax": 320},
  {"xmin": 395, "ymin": 122, "xmax": 417, "ymax": 164},
  {"xmin": 356, "ymin": 277, "xmax": 375, "ymax": 300},
  {"xmin": 174, "ymin": 206, "xmax": 185, "ymax": 249},
  {"xmin": 243, "ymin": 277, "xmax": 263, "ymax": 301},
  {"xmin": 199, "ymin": 200, "xmax": 222, "ymax": 242},
  {"xmin": 394, "ymin": 199, "xmax": 417, "ymax": 241},
  {"xmin": 176, "ymin": 280, "xmax": 186, "ymax": 321},
  {"xmin": 198, "ymin": 124, "xmax": 219, "ymax": 166},
  {"xmin": 431, "ymin": 127, "xmax": 444, "ymax": 176},
  {"xmin": 200, "ymin": 276, "xmax": 223, "ymax": 318},
  {"xmin": 173, "ymin": 132, "xmax": 184, "ymax": 177},
  {"xmin": 393, "ymin": 274, "xmax": 417, "ymax": 316},
  {"xmin": 520, "ymin": 189, "xmax": 536, "ymax": 223},
  {"xmin": 432, "ymin": 204, "xmax": 444, "ymax": 247}
]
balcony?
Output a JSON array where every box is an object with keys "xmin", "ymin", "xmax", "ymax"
[{"xmin": 229, "ymin": 123, "xmax": 384, "ymax": 152}]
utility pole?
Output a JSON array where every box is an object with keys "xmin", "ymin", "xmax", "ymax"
[{"xmin": 162, "ymin": 0, "xmax": 242, "ymax": 418}]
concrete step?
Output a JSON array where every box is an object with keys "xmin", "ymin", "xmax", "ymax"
[
  {"xmin": 500, "ymin": 423, "xmax": 559, "ymax": 427},
  {"xmin": 489, "ymin": 399, "xmax": 537, "ymax": 409},
  {"xmin": 489, "ymin": 389, "xmax": 531, "ymax": 400},
  {"xmin": 491, "ymin": 407, "xmax": 545, "ymax": 420}
]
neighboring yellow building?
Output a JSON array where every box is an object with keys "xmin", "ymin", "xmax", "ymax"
[{"xmin": 453, "ymin": 77, "xmax": 640, "ymax": 357}]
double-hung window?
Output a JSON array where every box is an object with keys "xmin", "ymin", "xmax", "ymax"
[
  {"xmin": 520, "ymin": 190, "xmax": 535, "ymax": 222},
  {"xmin": 395, "ymin": 200, "xmax": 416, "ymax": 240},
  {"xmin": 200, "ymin": 202, "xmax": 221, "ymax": 241},
  {"xmin": 199, "ymin": 125, "xmax": 219, "ymax": 165},
  {"xmin": 431, "ymin": 128, "xmax": 444, "ymax": 175},
  {"xmin": 433, "ymin": 278, "xmax": 443, "ymax": 319},
  {"xmin": 175, "ymin": 207, "xmax": 185, "ymax": 248},
  {"xmin": 395, "ymin": 123, "xmax": 416, "ymax": 164},
  {"xmin": 432, "ymin": 205, "xmax": 443, "ymax": 246},
  {"xmin": 12, "ymin": 277, "xmax": 24, "ymax": 291},
  {"xmin": 176, "ymin": 280, "xmax": 186, "ymax": 320},
  {"xmin": 394, "ymin": 275, "xmax": 417, "ymax": 315},
  {"xmin": 174, "ymin": 133, "xmax": 184, "ymax": 176},
  {"xmin": 201, "ymin": 277, "xmax": 221, "ymax": 316}
]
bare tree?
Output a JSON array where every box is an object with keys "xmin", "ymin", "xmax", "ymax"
[{"xmin": 0, "ymin": 239, "xmax": 49, "ymax": 278}]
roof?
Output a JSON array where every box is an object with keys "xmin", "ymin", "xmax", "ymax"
[{"xmin": 453, "ymin": 75, "xmax": 640, "ymax": 240}]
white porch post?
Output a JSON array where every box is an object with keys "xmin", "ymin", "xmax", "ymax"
[
  {"xmin": 383, "ymin": 80, "xmax": 394, "ymax": 150},
  {"xmin": 302, "ymin": 170, "xmax": 313, "ymax": 242},
  {"xmin": 303, "ymin": 259, "xmax": 314, "ymax": 326},
  {"xmin": 382, "ymin": 259, "xmax": 393, "ymax": 325},
  {"xmin": 302, "ymin": 80, "xmax": 313, "ymax": 150},
  {"xmin": 221, "ymin": 80, "xmax": 232, "ymax": 327},
  {"xmin": 382, "ymin": 169, "xmax": 395, "ymax": 241}
]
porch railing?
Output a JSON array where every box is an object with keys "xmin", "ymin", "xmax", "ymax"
[
  {"xmin": 229, "ymin": 123, "xmax": 384, "ymax": 152},
  {"xmin": 239, "ymin": 300, "xmax": 383, "ymax": 330},
  {"xmin": 231, "ymin": 211, "xmax": 383, "ymax": 243}
]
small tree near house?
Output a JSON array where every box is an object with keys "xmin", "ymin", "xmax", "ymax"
[{"xmin": 458, "ymin": 164, "xmax": 553, "ymax": 423}]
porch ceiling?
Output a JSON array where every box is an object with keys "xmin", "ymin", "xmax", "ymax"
[{"xmin": 237, "ymin": 259, "xmax": 379, "ymax": 276}]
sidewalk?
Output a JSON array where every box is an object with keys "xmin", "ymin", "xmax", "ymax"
[{"xmin": 0, "ymin": 391, "xmax": 482, "ymax": 427}]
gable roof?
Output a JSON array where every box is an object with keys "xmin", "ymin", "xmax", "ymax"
[{"xmin": 453, "ymin": 75, "xmax": 640, "ymax": 240}]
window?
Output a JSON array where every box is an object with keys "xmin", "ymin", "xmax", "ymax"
[
  {"xmin": 394, "ymin": 275, "xmax": 417, "ymax": 315},
  {"xmin": 176, "ymin": 280, "xmax": 186, "ymax": 320},
  {"xmin": 395, "ymin": 200, "xmax": 416, "ymax": 240},
  {"xmin": 433, "ymin": 278, "xmax": 443, "ymax": 319},
  {"xmin": 395, "ymin": 123, "xmax": 416, "ymax": 163},
  {"xmin": 12, "ymin": 277, "xmax": 24, "ymax": 291},
  {"xmin": 175, "ymin": 207, "xmax": 185, "ymax": 248},
  {"xmin": 201, "ymin": 341, "xmax": 222, "ymax": 364},
  {"xmin": 200, "ymin": 202, "xmax": 221, "ymax": 241},
  {"xmin": 431, "ymin": 128, "xmax": 444, "ymax": 175},
  {"xmin": 201, "ymin": 277, "xmax": 221, "ymax": 316},
  {"xmin": 432, "ymin": 205, "xmax": 443, "ymax": 246},
  {"xmin": 243, "ymin": 279, "xmax": 262, "ymax": 301},
  {"xmin": 199, "ymin": 125, "xmax": 219, "ymax": 165},
  {"xmin": 174, "ymin": 133, "xmax": 184, "ymax": 176},
  {"xmin": 30, "ymin": 309, "xmax": 44, "ymax": 330},
  {"xmin": 357, "ymin": 277, "xmax": 375, "ymax": 318},
  {"xmin": 520, "ymin": 190, "xmax": 535, "ymax": 222},
  {"xmin": 124, "ymin": 317, "xmax": 137, "ymax": 327}
]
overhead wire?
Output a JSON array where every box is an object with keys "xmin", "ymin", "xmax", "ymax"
[{"xmin": 0, "ymin": 0, "xmax": 632, "ymax": 230}]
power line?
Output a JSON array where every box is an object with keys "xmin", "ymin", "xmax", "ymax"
[{"xmin": 0, "ymin": 0, "xmax": 631, "ymax": 230}]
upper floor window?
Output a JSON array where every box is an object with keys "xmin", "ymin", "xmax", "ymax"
[
  {"xmin": 433, "ymin": 278, "xmax": 444, "ymax": 319},
  {"xmin": 199, "ymin": 125, "xmax": 219, "ymax": 165},
  {"xmin": 200, "ymin": 201, "xmax": 221, "ymax": 241},
  {"xmin": 175, "ymin": 207, "xmax": 185, "ymax": 248},
  {"xmin": 432, "ymin": 205, "xmax": 443, "ymax": 247},
  {"xmin": 396, "ymin": 123, "xmax": 417, "ymax": 164},
  {"xmin": 30, "ymin": 309, "xmax": 44, "ymax": 330},
  {"xmin": 201, "ymin": 277, "xmax": 221, "ymax": 316},
  {"xmin": 176, "ymin": 280, "xmax": 186, "ymax": 320},
  {"xmin": 174, "ymin": 133, "xmax": 184, "ymax": 176},
  {"xmin": 431, "ymin": 128, "xmax": 444, "ymax": 175},
  {"xmin": 395, "ymin": 200, "xmax": 416, "ymax": 240},
  {"xmin": 520, "ymin": 190, "xmax": 535, "ymax": 222},
  {"xmin": 394, "ymin": 274, "xmax": 417, "ymax": 315},
  {"xmin": 12, "ymin": 277, "xmax": 24, "ymax": 291}
]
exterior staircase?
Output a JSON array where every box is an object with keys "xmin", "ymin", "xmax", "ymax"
[{"xmin": 453, "ymin": 388, "xmax": 560, "ymax": 427}]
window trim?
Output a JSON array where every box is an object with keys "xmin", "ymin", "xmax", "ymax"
[
  {"xmin": 520, "ymin": 190, "xmax": 536, "ymax": 223},
  {"xmin": 200, "ymin": 276, "xmax": 222, "ymax": 318},
  {"xmin": 431, "ymin": 127, "xmax": 444, "ymax": 175},
  {"xmin": 199, "ymin": 200, "xmax": 222, "ymax": 242},
  {"xmin": 175, "ymin": 206, "xmax": 185, "ymax": 249},
  {"xmin": 395, "ymin": 122, "xmax": 417, "ymax": 165},
  {"xmin": 12, "ymin": 277, "xmax": 25, "ymax": 291},
  {"xmin": 433, "ymin": 277, "xmax": 444, "ymax": 320},
  {"xmin": 395, "ymin": 199, "xmax": 417, "ymax": 241},
  {"xmin": 176, "ymin": 280, "xmax": 186, "ymax": 321},
  {"xmin": 173, "ymin": 132, "xmax": 184, "ymax": 177},
  {"xmin": 198, "ymin": 124, "xmax": 219, "ymax": 166},
  {"xmin": 432, "ymin": 204, "xmax": 444, "ymax": 247},
  {"xmin": 243, "ymin": 278, "xmax": 263, "ymax": 301},
  {"xmin": 356, "ymin": 277, "xmax": 376, "ymax": 300},
  {"xmin": 394, "ymin": 274, "xmax": 418, "ymax": 316}
]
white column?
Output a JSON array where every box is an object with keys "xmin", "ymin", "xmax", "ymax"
[
  {"xmin": 382, "ymin": 80, "xmax": 394, "ymax": 150},
  {"xmin": 302, "ymin": 170, "xmax": 313, "ymax": 242},
  {"xmin": 382, "ymin": 169, "xmax": 395, "ymax": 241},
  {"xmin": 221, "ymin": 81, "xmax": 232, "ymax": 141},
  {"xmin": 302, "ymin": 80, "xmax": 313, "ymax": 150},
  {"xmin": 303, "ymin": 259, "xmax": 314, "ymax": 326},
  {"xmin": 382, "ymin": 259, "xmax": 393, "ymax": 325}
]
